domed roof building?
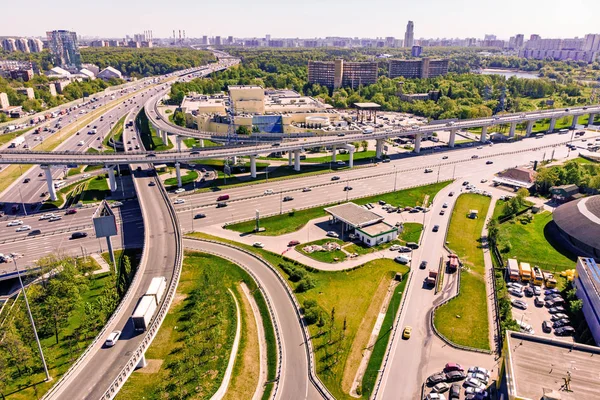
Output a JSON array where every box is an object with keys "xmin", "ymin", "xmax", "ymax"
[{"xmin": 553, "ymin": 195, "xmax": 600, "ymax": 258}]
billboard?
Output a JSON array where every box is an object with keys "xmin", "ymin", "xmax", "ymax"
[{"xmin": 93, "ymin": 200, "xmax": 118, "ymax": 238}]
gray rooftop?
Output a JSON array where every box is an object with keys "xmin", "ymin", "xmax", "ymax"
[
  {"xmin": 324, "ymin": 202, "xmax": 383, "ymax": 228},
  {"xmin": 505, "ymin": 331, "xmax": 600, "ymax": 400},
  {"xmin": 357, "ymin": 221, "xmax": 396, "ymax": 237}
]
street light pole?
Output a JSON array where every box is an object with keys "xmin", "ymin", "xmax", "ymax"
[
  {"xmin": 13, "ymin": 258, "xmax": 51, "ymax": 382},
  {"xmin": 393, "ymin": 165, "xmax": 397, "ymax": 192}
]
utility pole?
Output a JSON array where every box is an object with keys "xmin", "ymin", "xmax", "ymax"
[{"xmin": 13, "ymin": 258, "xmax": 51, "ymax": 382}]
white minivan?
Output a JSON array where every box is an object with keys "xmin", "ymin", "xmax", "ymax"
[
  {"xmin": 395, "ymin": 255, "xmax": 412, "ymax": 264},
  {"xmin": 105, "ymin": 330, "xmax": 122, "ymax": 347}
]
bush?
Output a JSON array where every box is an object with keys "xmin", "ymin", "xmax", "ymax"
[
  {"xmin": 296, "ymin": 277, "xmax": 315, "ymax": 293},
  {"xmin": 303, "ymin": 299, "xmax": 317, "ymax": 309},
  {"xmin": 304, "ymin": 307, "xmax": 319, "ymax": 325},
  {"xmin": 289, "ymin": 268, "xmax": 307, "ymax": 282}
]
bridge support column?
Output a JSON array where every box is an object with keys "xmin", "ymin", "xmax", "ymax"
[
  {"xmin": 509, "ymin": 122, "xmax": 517, "ymax": 138},
  {"xmin": 199, "ymin": 139, "xmax": 205, "ymax": 148},
  {"xmin": 571, "ymin": 115, "xmax": 579, "ymax": 129},
  {"xmin": 331, "ymin": 145, "xmax": 337, "ymax": 162},
  {"xmin": 162, "ymin": 130, "xmax": 169, "ymax": 145},
  {"xmin": 548, "ymin": 118, "xmax": 557, "ymax": 133},
  {"xmin": 249, "ymin": 155, "xmax": 257, "ymax": 178},
  {"xmin": 348, "ymin": 148, "xmax": 355, "ymax": 168},
  {"xmin": 480, "ymin": 126, "xmax": 488, "ymax": 143},
  {"xmin": 41, "ymin": 165, "xmax": 57, "ymax": 201},
  {"xmin": 176, "ymin": 135, "xmax": 183, "ymax": 152},
  {"xmin": 293, "ymin": 149, "xmax": 301, "ymax": 172},
  {"xmin": 136, "ymin": 353, "xmax": 148, "ymax": 369},
  {"xmin": 288, "ymin": 151, "xmax": 293, "ymax": 167},
  {"xmin": 375, "ymin": 139, "xmax": 384, "ymax": 159},
  {"xmin": 106, "ymin": 166, "xmax": 117, "ymax": 192},
  {"xmin": 448, "ymin": 129, "xmax": 457, "ymax": 148},
  {"xmin": 175, "ymin": 162, "xmax": 182, "ymax": 188},
  {"xmin": 588, "ymin": 113, "xmax": 596, "ymax": 126},
  {"xmin": 526, "ymin": 120, "xmax": 535, "ymax": 137},
  {"xmin": 413, "ymin": 133, "xmax": 422, "ymax": 154}
]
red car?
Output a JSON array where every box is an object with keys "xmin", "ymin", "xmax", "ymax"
[
  {"xmin": 444, "ymin": 363, "xmax": 464, "ymax": 373},
  {"xmin": 288, "ymin": 240, "xmax": 300, "ymax": 247},
  {"xmin": 65, "ymin": 209, "xmax": 77, "ymax": 215}
]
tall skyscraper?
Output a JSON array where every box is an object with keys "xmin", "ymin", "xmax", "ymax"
[
  {"xmin": 404, "ymin": 21, "xmax": 414, "ymax": 48},
  {"xmin": 515, "ymin": 34, "xmax": 524, "ymax": 49},
  {"xmin": 46, "ymin": 30, "xmax": 81, "ymax": 68}
]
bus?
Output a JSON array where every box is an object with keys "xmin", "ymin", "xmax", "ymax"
[
  {"xmin": 532, "ymin": 266, "xmax": 544, "ymax": 286},
  {"xmin": 507, "ymin": 258, "xmax": 520, "ymax": 281},
  {"xmin": 519, "ymin": 262, "xmax": 532, "ymax": 282}
]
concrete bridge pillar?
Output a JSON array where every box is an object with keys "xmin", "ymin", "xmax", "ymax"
[
  {"xmin": 199, "ymin": 139, "xmax": 205, "ymax": 148},
  {"xmin": 480, "ymin": 126, "xmax": 488, "ymax": 143},
  {"xmin": 162, "ymin": 130, "xmax": 169, "ymax": 145},
  {"xmin": 136, "ymin": 354, "xmax": 147, "ymax": 369},
  {"xmin": 331, "ymin": 145, "xmax": 337, "ymax": 162},
  {"xmin": 588, "ymin": 113, "xmax": 596, "ymax": 126},
  {"xmin": 175, "ymin": 162, "xmax": 182, "ymax": 188},
  {"xmin": 176, "ymin": 135, "xmax": 183, "ymax": 152},
  {"xmin": 548, "ymin": 118, "xmax": 557, "ymax": 133},
  {"xmin": 293, "ymin": 149, "xmax": 301, "ymax": 172},
  {"xmin": 509, "ymin": 121, "xmax": 517, "ymax": 138},
  {"xmin": 375, "ymin": 139, "xmax": 385, "ymax": 159},
  {"xmin": 288, "ymin": 151, "xmax": 293, "ymax": 167},
  {"xmin": 106, "ymin": 166, "xmax": 117, "ymax": 192},
  {"xmin": 448, "ymin": 129, "xmax": 457, "ymax": 148},
  {"xmin": 41, "ymin": 165, "xmax": 57, "ymax": 201},
  {"xmin": 413, "ymin": 133, "xmax": 422, "ymax": 154},
  {"xmin": 571, "ymin": 115, "xmax": 579, "ymax": 129},
  {"xmin": 348, "ymin": 148, "xmax": 355, "ymax": 168},
  {"xmin": 250, "ymin": 155, "xmax": 257, "ymax": 178},
  {"xmin": 526, "ymin": 120, "xmax": 535, "ymax": 137}
]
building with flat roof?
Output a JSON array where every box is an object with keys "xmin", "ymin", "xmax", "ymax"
[
  {"xmin": 308, "ymin": 59, "xmax": 378, "ymax": 89},
  {"xmin": 504, "ymin": 330, "xmax": 600, "ymax": 400},
  {"xmin": 388, "ymin": 58, "xmax": 449, "ymax": 79},
  {"xmin": 574, "ymin": 257, "xmax": 600, "ymax": 346},
  {"xmin": 324, "ymin": 202, "xmax": 398, "ymax": 247}
]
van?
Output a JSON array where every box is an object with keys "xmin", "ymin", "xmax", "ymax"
[
  {"xmin": 217, "ymin": 194, "xmax": 229, "ymax": 201},
  {"xmin": 394, "ymin": 255, "xmax": 411, "ymax": 264}
]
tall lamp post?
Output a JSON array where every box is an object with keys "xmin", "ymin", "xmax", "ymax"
[{"xmin": 13, "ymin": 258, "xmax": 50, "ymax": 382}]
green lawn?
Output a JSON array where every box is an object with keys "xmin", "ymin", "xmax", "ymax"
[
  {"xmin": 103, "ymin": 115, "xmax": 126, "ymax": 151},
  {"xmin": 227, "ymin": 181, "xmax": 451, "ymax": 236},
  {"xmin": 80, "ymin": 175, "xmax": 110, "ymax": 203},
  {"xmin": 434, "ymin": 193, "xmax": 491, "ymax": 351},
  {"xmin": 0, "ymin": 127, "xmax": 31, "ymax": 146},
  {"xmin": 304, "ymin": 150, "xmax": 377, "ymax": 164},
  {"xmin": 399, "ymin": 222, "xmax": 423, "ymax": 244},
  {"xmin": 136, "ymin": 108, "xmax": 173, "ymax": 151},
  {"xmin": 187, "ymin": 232, "xmax": 409, "ymax": 399},
  {"xmin": 164, "ymin": 170, "xmax": 198, "ymax": 187},
  {"xmin": 571, "ymin": 156, "xmax": 598, "ymax": 164},
  {"xmin": 118, "ymin": 252, "xmax": 240, "ymax": 399},
  {"xmin": 295, "ymin": 238, "xmax": 347, "ymax": 263},
  {"xmin": 497, "ymin": 211, "xmax": 577, "ymax": 272}
]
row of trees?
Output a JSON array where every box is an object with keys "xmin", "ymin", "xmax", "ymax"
[{"xmin": 535, "ymin": 159, "xmax": 600, "ymax": 194}]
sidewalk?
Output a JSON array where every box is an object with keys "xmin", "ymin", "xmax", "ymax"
[{"xmin": 91, "ymin": 253, "xmax": 111, "ymax": 274}]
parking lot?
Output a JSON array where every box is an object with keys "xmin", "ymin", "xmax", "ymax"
[{"xmin": 424, "ymin": 362, "xmax": 494, "ymax": 400}]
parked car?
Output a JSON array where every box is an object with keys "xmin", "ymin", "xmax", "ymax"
[
  {"xmin": 326, "ymin": 231, "xmax": 339, "ymax": 238},
  {"xmin": 534, "ymin": 297, "xmax": 545, "ymax": 307},
  {"xmin": 397, "ymin": 246, "xmax": 411, "ymax": 253},
  {"xmin": 464, "ymin": 377, "xmax": 485, "ymax": 389},
  {"xmin": 524, "ymin": 287, "xmax": 534, "ymax": 297},
  {"xmin": 508, "ymin": 288, "xmax": 524, "ymax": 298},
  {"xmin": 444, "ymin": 363, "xmax": 464, "ymax": 373},
  {"xmin": 467, "ymin": 367, "xmax": 489, "ymax": 377},
  {"xmin": 553, "ymin": 318, "xmax": 571, "ymax": 328},
  {"xmin": 555, "ymin": 326, "xmax": 575, "ymax": 336},
  {"xmin": 432, "ymin": 383, "xmax": 450, "ymax": 393},
  {"xmin": 449, "ymin": 383, "xmax": 461, "ymax": 400},
  {"xmin": 550, "ymin": 313, "xmax": 569, "ymax": 321},
  {"xmin": 533, "ymin": 286, "xmax": 542, "ymax": 296},
  {"xmin": 542, "ymin": 321, "xmax": 553, "ymax": 333},
  {"xmin": 445, "ymin": 370, "xmax": 466, "ymax": 382},
  {"xmin": 427, "ymin": 373, "xmax": 447, "ymax": 385},
  {"xmin": 426, "ymin": 394, "xmax": 446, "ymax": 400},
  {"xmin": 467, "ymin": 372, "xmax": 488, "ymax": 384},
  {"xmin": 548, "ymin": 306, "xmax": 566, "ymax": 314},
  {"xmin": 544, "ymin": 293, "xmax": 562, "ymax": 301},
  {"xmin": 545, "ymin": 288, "xmax": 560, "ymax": 295},
  {"xmin": 512, "ymin": 299, "xmax": 528, "ymax": 309}
]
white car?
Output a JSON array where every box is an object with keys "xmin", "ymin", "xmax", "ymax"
[
  {"xmin": 39, "ymin": 213, "xmax": 55, "ymax": 220},
  {"xmin": 390, "ymin": 244, "xmax": 401, "ymax": 251},
  {"xmin": 175, "ymin": 188, "xmax": 185, "ymax": 194},
  {"xmin": 468, "ymin": 366, "xmax": 490, "ymax": 378},
  {"xmin": 16, "ymin": 225, "xmax": 31, "ymax": 232},
  {"xmin": 264, "ymin": 189, "xmax": 274, "ymax": 195},
  {"xmin": 105, "ymin": 330, "xmax": 122, "ymax": 347},
  {"xmin": 468, "ymin": 372, "xmax": 489, "ymax": 384},
  {"xmin": 83, "ymin": 173, "xmax": 91, "ymax": 178},
  {"xmin": 174, "ymin": 199, "xmax": 185, "ymax": 204},
  {"xmin": 111, "ymin": 201, "xmax": 123, "ymax": 207},
  {"xmin": 7, "ymin": 220, "xmax": 23, "ymax": 226},
  {"xmin": 49, "ymin": 216, "xmax": 62, "ymax": 222},
  {"xmin": 252, "ymin": 242, "xmax": 264, "ymax": 248},
  {"xmin": 326, "ymin": 231, "xmax": 339, "ymax": 238},
  {"xmin": 442, "ymin": 203, "xmax": 449, "ymax": 208},
  {"xmin": 464, "ymin": 377, "xmax": 485, "ymax": 389}
]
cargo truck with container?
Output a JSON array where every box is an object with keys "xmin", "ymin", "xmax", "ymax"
[
  {"xmin": 532, "ymin": 266, "xmax": 544, "ymax": 286},
  {"xmin": 507, "ymin": 258, "xmax": 520, "ymax": 281},
  {"xmin": 8, "ymin": 136, "xmax": 25, "ymax": 148},
  {"xmin": 519, "ymin": 262, "xmax": 532, "ymax": 282},
  {"xmin": 146, "ymin": 276, "xmax": 167, "ymax": 304},
  {"xmin": 447, "ymin": 254, "xmax": 460, "ymax": 273},
  {"xmin": 131, "ymin": 295, "xmax": 157, "ymax": 332},
  {"xmin": 425, "ymin": 270, "xmax": 438, "ymax": 286}
]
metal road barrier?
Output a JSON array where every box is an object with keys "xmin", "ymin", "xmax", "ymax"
[{"xmin": 186, "ymin": 237, "xmax": 335, "ymax": 400}]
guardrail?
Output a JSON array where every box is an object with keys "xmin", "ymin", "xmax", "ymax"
[
  {"xmin": 184, "ymin": 237, "xmax": 334, "ymax": 399},
  {"xmin": 370, "ymin": 270, "xmax": 414, "ymax": 399}
]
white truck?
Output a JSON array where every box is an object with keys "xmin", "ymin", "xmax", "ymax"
[
  {"xmin": 146, "ymin": 276, "xmax": 167, "ymax": 304},
  {"xmin": 8, "ymin": 136, "xmax": 25, "ymax": 148},
  {"xmin": 132, "ymin": 295, "xmax": 157, "ymax": 332}
]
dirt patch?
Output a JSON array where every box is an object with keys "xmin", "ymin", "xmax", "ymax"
[
  {"xmin": 341, "ymin": 276, "xmax": 391, "ymax": 393},
  {"xmin": 171, "ymin": 292, "xmax": 187, "ymax": 307},
  {"xmin": 136, "ymin": 359, "xmax": 163, "ymax": 374}
]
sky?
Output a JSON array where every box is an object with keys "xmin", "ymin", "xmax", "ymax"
[{"xmin": 2, "ymin": 0, "xmax": 599, "ymax": 40}]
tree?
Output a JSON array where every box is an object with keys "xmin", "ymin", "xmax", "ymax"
[
  {"xmin": 569, "ymin": 299, "xmax": 583, "ymax": 314},
  {"xmin": 487, "ymin": 219, "xmax": 499, "ymax": 246},
  {"xmin": 172, "ymin": 110, "xmax": 186, "ymax": 127},
  {"xmin": 236, "ymin": 125, "xmax": 250, "ymax": 135},
  {"xmin": 535, "ymin": 167, "xmax": 559, "ymax": 194},
  {"xmin": 515, "ymin": 188, "xmax": 529, "ymax": 206},
  {"xmin": 360, "ymin": 140, "xmax": 368, "ymax": 152}
]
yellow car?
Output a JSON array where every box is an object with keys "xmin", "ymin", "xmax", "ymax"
[{"xmin": 402, "ymin": 326, "xmax": 412, "ymax": 339}]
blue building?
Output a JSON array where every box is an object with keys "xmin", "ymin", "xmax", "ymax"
[
  {"xmin": 411, "ymin": 45, "xmax": 422, "ymax": 57},
  {"xmin": 575, "ymin": 257, "xmax": 600, "ymax": 346}
]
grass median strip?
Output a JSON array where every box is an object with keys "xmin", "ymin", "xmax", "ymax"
[
  {"xmin": 433, "ymin": 193, "xmax": 491, "ymax": 350},
  {"xmin": 227, "ymin": 181, "xmax": 450, "ymax": 236},
  {"xmin": 187, "ymin": 232, "xmax": 411, "ymax": 399}
]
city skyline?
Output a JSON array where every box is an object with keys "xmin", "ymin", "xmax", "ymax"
[{"xmin": 1, "ymin": 0, "xmax": 598, "ymax": 40}]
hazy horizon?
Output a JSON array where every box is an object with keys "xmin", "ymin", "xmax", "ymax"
[{"xmin": 2, "ymin": 0, "xmax": 598, "ymax": 40}]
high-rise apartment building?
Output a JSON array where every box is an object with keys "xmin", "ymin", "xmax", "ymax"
[
  {"xmin": 515, "ymin": 34, "xmax": 524, "ymax": 49},
  {"xmin": 388, "ymin": 58, "xmax": 449, "ymax": 79},
  {"xmin": 530, "ymin": 34, "xmax": 541, "ymax": 41},
  {"xmin": 584, "ymin": 34, "xmax": 600, "ymax": 51},
  {"xmin": 404, "ymin": 21, "xmax": 414, "ymax": 48},
  {"xmin": 15, "ymin": 38, "xmax": 30, "ymax": 53},
  {"xmin": 28, "ymin": 38, "xmax": 44, "ymax": 53},
  {"xmin": 2, "ymin": 38, "xmax": 16, "ymax": 52},
  {"xmin": 411, "ymin": 45, "xmax": 423, "ymax": 57},
  {"xmin": 308, "ymin": 59, "xmax": 378, "ymax": 89},
  {"xmin": 46, "ymin": 30, "xmax": 81, "ymax": 68}
]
